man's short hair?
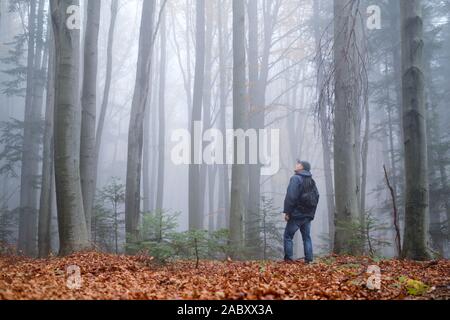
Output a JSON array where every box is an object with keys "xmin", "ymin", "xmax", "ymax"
[{"xmin": 296, "ymin": 159, "xmax": 311, "ymax": 172}]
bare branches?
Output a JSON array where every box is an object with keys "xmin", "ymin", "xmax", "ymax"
[
  {"xmin": 384, "ymin": 165, "xmax": 402, "ymax": 257},
  {"xmin": 315, "ymin": 0, "xmax": 369, "ymax": 133}
]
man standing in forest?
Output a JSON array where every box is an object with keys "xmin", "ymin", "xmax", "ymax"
[{"xmin": 283, "ymin": 160, "xmax": 319, "ymax": 263}]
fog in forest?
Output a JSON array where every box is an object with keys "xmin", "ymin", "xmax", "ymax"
[{"xmin": 0, "ymin": 0, "xmax": 448, "ymax": 261}]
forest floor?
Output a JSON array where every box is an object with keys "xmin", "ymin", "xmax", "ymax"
[{"xmin": 0, "ymin": 251, "xmax": 449, "ymax": 300}]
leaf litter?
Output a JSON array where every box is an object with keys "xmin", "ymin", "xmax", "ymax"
[{"xmin": 0, "ymin": 252, "xmax": 448, "ymax": 300}]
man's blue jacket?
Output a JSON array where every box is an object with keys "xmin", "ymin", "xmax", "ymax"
[{"xmin": 283, "ymin": 170, "xmax": 319, "ymax": 219}]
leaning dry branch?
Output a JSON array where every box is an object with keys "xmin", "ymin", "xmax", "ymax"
[{"xmin": 383, "ymin": 165, "xmax": 402, "ymax": 257}]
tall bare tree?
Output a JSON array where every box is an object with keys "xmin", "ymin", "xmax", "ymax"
[
  {"xmin": 229, "ymin": 0, "xmax": 248, "ymax": 256},
  {"xmin": 125, "ymin": 0, "xmax": 156, "ymax": 246},
  {"xmin": 156, "ymin": 8, "xmax": 166, "ymax": 211},
  {"xmin": 313, "ymin": 0, "xmax": 335, "ymax": 251},
  {"xmin": 246, "ymin": 0, "xmax": 260, "ymax": 255},
  {"xmin": 50, "ymin": 0, "xmax": 90, "ymax": 255},
  {"xmin": 80, "ymin": 0, "xmax": 101, "ymax": 240},
  {"xmin": 143, "ymin": 61, "xmax": 156, "ymax": 213},
  {"xmin": 189, "ymin": 0, "xmax": 205, "ymax": 230},
  {"xmin": 333, "ymin": 0, "xmax": 362, "ymax": 254},
  {"xmin": 94, "ymin": 0, "xmax": 119, "ymax": 207},
  {"xmin": 216, "ymin": 0, "xmax": 230, "ymax": 230},
  {"xmin": 203, "ymin": 0, "xmax": 214, "ymax": 232},
  {"xmin": 18, "ymin": 0, "xmax": 46, "ymax": 256},
  {"xmin": 38, "ymin": 23, "xmax": 55, "ymax": 258},
  {"xmin": 400, "ymin": 0, "xmax": 430, "ymax": 260},
  {"xmin": 246, "ymin": 0, "xmax": 280, "ymax": 256}
]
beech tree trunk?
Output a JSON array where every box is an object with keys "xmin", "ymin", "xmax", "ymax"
[
  {"xmin": 333, "ymin": 0, "xmax": 361, "ymax": 255},
  {"xmin": 80, "ymin": 0, "xmax": 101, "ymax": 240},
  {"xmin": 18, "ymin": 0, "xmax": 37, "ymax": 255},
  {"xmin": 50, "ymin": 0, "xmax": 90, "ymax": 256},
  {"xmin": 94, "ymin": 0, "xmax": 118, "ymax": 197},
  {"xmin": 400, "ymin": 0, "xmax": 430, "ymax": 260},
  {"xmin": 18, "ymin": 0, "xmax": 46, "ymax": 256},
  {"xmin": 189, "ymin": 0, "xmax": 205, "ymax": 230},
  {"xmin": 156, "ymin": 8, "xmax": 166, "ymax": 211},
  {"xmin": 313, "ymin": 0, "xmax": 335, "ymax": 251},
  {"xmin": 217, "ymin": 0, "xmax": 230, "ymax": 230},
  {"xmin": 38, "ymin": 24, "xmax": 55, "ymax": 258},
  {"xmin": 203, "ymin": 0, "xmax": 214, "ymax": 232},
  {"xmin": 229, "ymin": 0, "xmax": 248, "ymax": 255},
  {"xmin": 125, "ymin": 0, "xmax": 156, "ymax": 246},
  {"xmin": 246, "ymin": 0, "xmax": 277, "ymax": 256},
  {"xmin": 246, "ymin": 0, "xmax": 260, "ymax": 256},
  {"xmin": 143, "ymin": 67, "xmax": 156, "ymax": 213}
]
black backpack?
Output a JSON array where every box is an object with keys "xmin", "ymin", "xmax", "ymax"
[{"xmin": 298, "ymin": 177, "xmax": 319, "ymax": 217}]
